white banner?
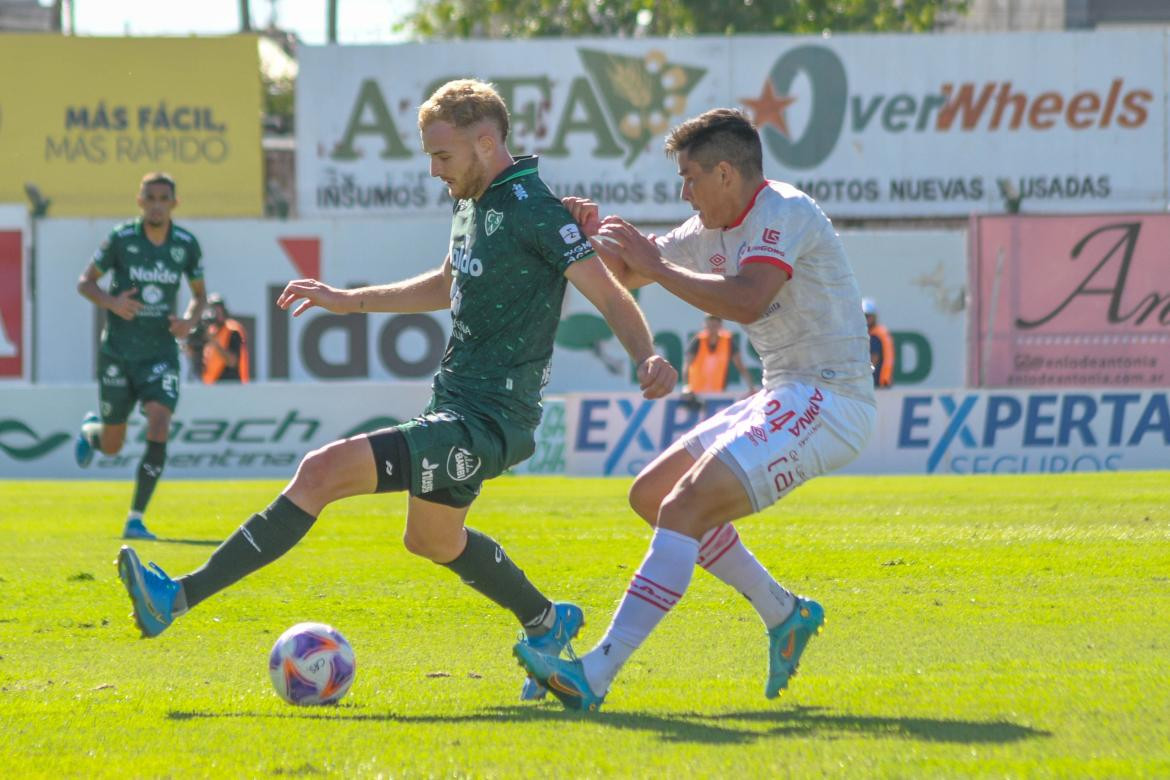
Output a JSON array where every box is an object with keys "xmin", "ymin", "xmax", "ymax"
[
  {"xmin": 562, "ymin": 388, "xmax": 1170, "ymax": 477},
  {"xmin": 0, "ymin": 382, "xmax": 430, "ymax": 479},
  {"xmin": 34, "ymin": 218, "xmax": 965, "ymax": 390},
  {"xmin": 7, "ymin": 386, "xmax": 1161, "ymax": 479},
  {"xmin": 296, "ymin": 31, "xmax": 1166, "ymax": 219}
]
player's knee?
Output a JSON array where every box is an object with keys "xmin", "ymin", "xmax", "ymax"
[
  {"xmin": 402, "ymin": 527, "xmax": 455, "ymax": 562},
  {"xmin": 628, "ymin": 475, "xmax": 663, "ymax": 524},
  {"xmin": 656, "ymin": 485, "xmax": 702, "ymax": 536},
  {"xmin": 292, "ymin": 445, "xmax": 341, "ymax": 498}
]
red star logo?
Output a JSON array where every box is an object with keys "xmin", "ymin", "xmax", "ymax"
[{"xmin": 742, "ymin": 80, "xmax": 798, "ymax": 139}]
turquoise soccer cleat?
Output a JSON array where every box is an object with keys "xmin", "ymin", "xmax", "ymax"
[
  {"xmin": 513, "ymin": 642, "xmax": 605, "ymax": 712},
  {"xmin": 765, "ymin": 596, "xmax": 825, "ymax": 699},
  {"xmin": 121, "ymin": 518, "xmax": 157, "ymax": 541},
  {"xmin": 116, "ymin": 545, "xmax": 180, "ymax": 638},
  {"xmin": 518, "ymin": 602, "xmax": 584, "ymax": 700},
  {"xmin": 75, "ymin": 412, "xmax": 100, "ymax": 467}
]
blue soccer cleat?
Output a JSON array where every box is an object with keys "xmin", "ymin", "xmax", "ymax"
[
  {"xmin": 75, "ymin": 412, "xmax": 101, "ymax": 468},
  {"xmin": 122, "ymin": 518, "xmax": 157, "ymax": 541},
  {"xmin": 518, "ymin": 602, "xmax": 584, "ymax": 700},
  {"xmin": 765, "ymin": 596, "xmax": 825, "ymax": 699},
  {"xmin": 513, "ymin": 642, "xmax": 605, "ymax": 712},
  {"xmin": 116, "ymin": 545, "xmax": 180, "ymax": 638}
]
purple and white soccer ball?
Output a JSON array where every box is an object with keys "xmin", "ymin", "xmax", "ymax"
[{"xmin": 268, "ymin": 622, "xmax": 356, "ymax": 706}]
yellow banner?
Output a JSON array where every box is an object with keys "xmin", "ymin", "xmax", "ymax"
[{"xmin": 0, "ymin": 35, "xmax": 261, "ymax": 217}]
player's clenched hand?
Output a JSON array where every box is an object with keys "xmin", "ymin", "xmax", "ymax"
[
  {"xmin": 277, "ymin": 279, "xmax": 351, "ymax": 317},
  {"xmin": 108, "ymin": 288, "xmax": 143, "ymax": 320},
  {"xmin": 168, "ymin": 315, "xmax": 195, "ymax": 339},
  {"xmin": 594, "ymin": 218, "xmax": 662, "ymax": 277},
  {"xmin": 561, "ymin": 196, "xmax": 601, "ymax": 236},
  {"xmin": 637, "ymin": 354, "xmax": 678, "ymax": 400}
]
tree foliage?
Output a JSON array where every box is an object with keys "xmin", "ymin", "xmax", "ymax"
[{"xmin": 400, "ymin": 0, "xmax": 969, "ymax": 39}]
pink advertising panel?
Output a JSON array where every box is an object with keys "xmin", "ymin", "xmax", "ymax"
[{"xmin": 970, "ymin": 214, "xmax": 1170, "ymax": 388}]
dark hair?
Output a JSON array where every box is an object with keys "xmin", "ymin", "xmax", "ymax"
[
  {"xmin": 664, "ymin": 109, "xmax": 762, "ymax": 177},
  {"xmin": 139, "ymin": 171, "xmax": 177, "ymax": 196},
  {"xmin": 418, "ymin": 79, "xmax": 510, "ymax": 142}
]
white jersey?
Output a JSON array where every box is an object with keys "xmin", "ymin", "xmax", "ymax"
[{"xmin": 657, "ymin": 180, "xmax": 875, "ymax": 404}]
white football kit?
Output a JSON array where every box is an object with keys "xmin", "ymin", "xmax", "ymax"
[{"xmin": 657, "ymin": 181, "xmax": 877, "ymax": 510}]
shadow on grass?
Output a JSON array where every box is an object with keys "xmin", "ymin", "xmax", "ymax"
[
  {"xmin": 168, "ymin": 704, "xmax": 1049, "ymax": 746},
  {"xmin": 709, "ymin": 706, "xmax": 1051, "ymax": 744}
]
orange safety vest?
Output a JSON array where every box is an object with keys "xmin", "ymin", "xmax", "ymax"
[
  {"xmin": 869, "ymin": 323, "xmax": 894, "ymax": 387},
  {"xmin": 202, "ymin": 319, "xmax": 250, "ymax": 384},
  {"xmin": 687, "ymin": 330, "xmax": 733, "ymax": 392}
]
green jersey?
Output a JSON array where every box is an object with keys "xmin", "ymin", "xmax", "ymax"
[
  {"xmin": 437, "ymin": 156, "xmax": 595, "ymax": 429},
  {"xmin": 92, "ymin": 218, "xmax": 203, "ymax": 361}
]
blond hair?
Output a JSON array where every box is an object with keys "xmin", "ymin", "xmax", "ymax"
[{"xmin": 417, "ymin": 79, "xmax": 510, "ymax": 141}]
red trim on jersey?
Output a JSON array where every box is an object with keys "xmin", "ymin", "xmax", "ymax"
[
  {"xmin": 742, "ymin": 255, "xmax": 793, "ymax": 279},
  {"xmin": 724, "ymin": 181, "xmax": 770, "ymax": 230}
]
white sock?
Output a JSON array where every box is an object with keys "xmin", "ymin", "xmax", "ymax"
[
  {"xmin": 81, "ymin": 421, "xmax": 102, "ymax": 448},
  {"xmin": 581, "ymin": 528, "xmax": 699, "ymax": 694},
  {"xmin": 698, "ymin": 523, "xmax": 794, "ymax": 630},
  {"xmin": 126, "ymin": 510, "xmax": 144, "ymax": 523}
]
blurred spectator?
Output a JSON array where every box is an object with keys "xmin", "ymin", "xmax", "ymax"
[
  {"xmin": 864, "ymin": 297, "xmax": 894, "ymax": 388},
  {"xmin": 201, "ymin": 293, "xmax": 250, "ymax": 383},
  {"xmin": 681, "ymin": 314, "xmax": 757, "ymax": 407}
]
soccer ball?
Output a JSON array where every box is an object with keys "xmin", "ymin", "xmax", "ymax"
[{"xmin": 268, "ymin": 622, "xmax": 356, "ymax": 706}]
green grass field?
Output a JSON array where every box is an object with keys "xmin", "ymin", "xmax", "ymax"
[{"xmin": 2, "ymin": 473, "xmax": 1168, "ymax": 778}]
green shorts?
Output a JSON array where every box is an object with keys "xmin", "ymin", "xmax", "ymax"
[
  {"xmin": 97, "ymin": 351, "xmax": 181, "ymax": 424},
  {"xmin": 395, "ymin": 400, "xmax": 536, "ymax": 508}
]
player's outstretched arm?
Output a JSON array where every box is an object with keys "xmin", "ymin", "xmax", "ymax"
[
  {"xmin": 562, "ymin": 197, "xmax": 654, "ymax": 290},
  {"xmin": 278, "ymin": 260, "xmax": 451, "ymax": 317},
  {"xmin": 565, "ymin": 256, "xmax": 677, "ymax": 399},
  {"xmin": 595, "ymin": 219, "xmax": 787, "ymax": 324}
]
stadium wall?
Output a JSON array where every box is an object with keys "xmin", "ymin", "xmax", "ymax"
[{"xmin": 32, "ymin": 219, "xmax": 966, "ymax": 390}]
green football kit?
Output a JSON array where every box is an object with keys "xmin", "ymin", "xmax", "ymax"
[
  {"xmin": 388, "ymin": 156, "xmax": 595, "ymax": 507},
  {"xmin": 92, "ymin": 218, "xmax": 203, "ymax": 423}
]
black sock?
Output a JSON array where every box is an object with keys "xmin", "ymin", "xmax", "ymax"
[
  {"xmin": 130, "ymin": 440, "xmax": 167, "ymax": 513},
  {"xmin": 440, "ymin": 528, "xmax": 551, "ymax": 627},
  {"xmin": 178, "ymin": 495, "xmax": 316, "ymax": 610}
]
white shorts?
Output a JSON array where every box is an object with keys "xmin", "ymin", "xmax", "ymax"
[{"xmin": 681, "ymin": 382, "xmax": 875, "ymax": 513}]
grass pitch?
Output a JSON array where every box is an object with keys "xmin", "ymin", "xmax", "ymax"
[{"xmin": 1, "ymin": 473, "xmax": 1168, "ymax": 778}]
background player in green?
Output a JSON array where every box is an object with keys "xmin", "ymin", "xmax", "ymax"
[
  {"xmin": 115, "ymin": 80, "xmax": 677, "ymax": 700},
  {"xmin": 75, "ymin": 172, "xmax": 207, "ymax": 540}
]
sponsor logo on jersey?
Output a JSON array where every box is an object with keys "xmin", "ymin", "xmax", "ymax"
[
  {"xmin": 141, "ymin": 284, "xmax": 164, "ymax": 305},
  {"xmin": 559, "ymin": 223, "xmax": 582, "ymax": 244},
  {"xmin": 451, "ymin": 246, "xmax": 484, "ymax": 277},
  {"xmin": 747, "ymin": 244, "xmax": 786, "ymax": 258},
  {"xmin": 127, "ymin": 244, "xmax": 140, "ymax": 254},
  {"xmin": 447, "ymin": 447, "xmax": 482, "ymax": 481},
  {"xmin": 762, "ymin": 228, "xmax": 781, "ymax": 244},
  {"xmin": 129, "ymin": 262, "xmax": 180, "ymax": 285},
  {"xmin": 512, "ymin": 183, "xmax": 528, "ymax": 200},
  {"xmin": 485, "ymin": 209, "xmax": 504, "ymax": 236},
  {"xmin": 420, "ymin": 457, "xmax": 438, "ymax": 492}
]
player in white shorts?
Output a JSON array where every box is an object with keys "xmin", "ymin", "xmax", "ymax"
[{"xmin": 515, "ymin": 108, "xmax": 876, "ymax": 712}]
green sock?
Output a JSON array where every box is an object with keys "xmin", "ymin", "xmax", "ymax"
[
  {"xmin": 178, "ymin": 495, "xmax": 316, "ymax": 610},
  {"xmin": 130, "ymin": 440, "xmax": 166, "ymax": 513},
  {"xmin": 440, "ymin": 528, "xmax": 552, "ymax": 629}
]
